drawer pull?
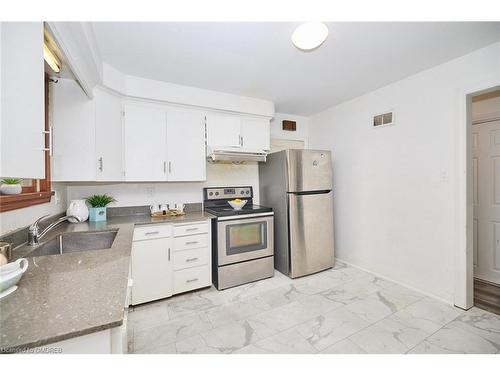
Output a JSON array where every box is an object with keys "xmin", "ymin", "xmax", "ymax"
[
  {"xmin": 145, "ymin": 231, "xmax": 160, "ymax": 235},
  {"xmin": 185, "ymin": 228, "xmax": 198, "ymax": 231},
  {"xmin": 185, "ymin": 241, "xmax": 198, "ymax": 245},
  {"xmin": 186, "ymin": 257, "xmax": 199, "ymax": 262},
  {"xmin": 186, "ymin": 278, "xmax": 199, "ymax": 283}
]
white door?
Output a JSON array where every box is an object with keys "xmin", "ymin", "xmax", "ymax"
[
  {"xmin": 166, "ymin": 109, "xmax": 206, "ymax": 181},
  {"xmin": 206, "ymin": 114, "xmax": 241, "ymax": 148},
  {"xmin": 0, "ymin": 22, "xmax": 45, "ymax": 178},
  {"xmin": 123, "ymin": 103, "xmax": 167, "ymax": 181},
  {"xmin": 95, "ymin": 88, "xmax": 123, "ymax": 181},
  {"xmin": 131, "ymin": 237, "xmax": 173, "ymax": 305},
  {"xmin": 240, "ymin": 117, "xmax": 270, "ymax": 151},
  {"xmin": 473, "ymin": 120, "xmax": 500, "ymax": 284}
]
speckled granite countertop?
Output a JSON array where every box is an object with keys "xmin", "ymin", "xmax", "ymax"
[{"xmin": 0, "ymin": 211, "xmax": 214, "ymax": 353}]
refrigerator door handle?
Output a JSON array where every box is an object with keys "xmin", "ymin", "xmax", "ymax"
[{"xmin": 289, "ymin": 189, "xmax": 332, "ymax": 195}]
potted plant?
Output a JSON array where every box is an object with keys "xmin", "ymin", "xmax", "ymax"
[
  {"xmin": 85, "ymin": 194, "xmax": 116, "ymax": 222},
  {"xmin": 0, "ymin": 178, "xmax": 22, "ymax": 195}
]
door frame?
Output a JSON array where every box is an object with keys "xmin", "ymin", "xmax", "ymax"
[{"xmin": 454, "ymin": 77, "xmax": 500, "ymax": 309}]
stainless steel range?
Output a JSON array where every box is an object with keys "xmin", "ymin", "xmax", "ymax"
[{"xmin": 203, "ymin": 186, "xmax": 274, "ymax": 290}]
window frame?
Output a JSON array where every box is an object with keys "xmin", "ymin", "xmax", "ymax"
[{"xmin": 0, "ymin": 75, "xmax": 53, "ymax": 212}]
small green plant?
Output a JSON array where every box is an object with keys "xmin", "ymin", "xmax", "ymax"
[
  {"xmin": 1, "ymin": 178, "xmax": 21, "ymax": 185},
  {"xmin": 85, "ymin": 194, "xmax": 116, "ymax": 208}
]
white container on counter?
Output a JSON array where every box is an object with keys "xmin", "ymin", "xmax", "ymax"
[{"xmin": 67, "ymin": 199, "xmax": 89, "ymax": 222}]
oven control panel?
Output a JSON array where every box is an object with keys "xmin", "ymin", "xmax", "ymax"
[{"xmin": 204, "ymin": 186, "xmax": 253, "ymax": 200}]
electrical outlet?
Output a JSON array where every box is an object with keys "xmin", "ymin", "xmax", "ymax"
[
  {"xmin": 53, "ymin": 190, "xmax": 60, "ymax": 204},
  {"xmin": 146, "ymin": 186, "xmax": 155, "ymax": 198}
]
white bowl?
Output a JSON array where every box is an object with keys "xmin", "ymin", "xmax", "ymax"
[
  {"xmin": 0, "ymin": 258, "xmax": 28, "ymax": 293},
  {"xmin": 228, "ymin": 200, "xmax": 248, "ymax": 210}
]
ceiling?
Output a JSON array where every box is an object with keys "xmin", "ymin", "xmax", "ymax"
[{"xmin": 91, "ymin": 22, "xmax": 500, "ymax": 115}]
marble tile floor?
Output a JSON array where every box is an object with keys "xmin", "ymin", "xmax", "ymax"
[{"xmin": 127, "ymin": 261, "xmax": 500, "ymax": 354}]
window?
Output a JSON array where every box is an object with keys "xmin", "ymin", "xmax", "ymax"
[{"xmin": 0, "ymin": 75, "xmax": 53, "ymax": 212}]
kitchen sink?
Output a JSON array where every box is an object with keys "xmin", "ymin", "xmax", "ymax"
[{"xmin": 27, "ymin": 230, "xmax": 118, "ymax": 257}]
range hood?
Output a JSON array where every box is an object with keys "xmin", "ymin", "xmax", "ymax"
[{"xmin": 207, "ymin": 147, "xmax": 267, "ymax": 164}]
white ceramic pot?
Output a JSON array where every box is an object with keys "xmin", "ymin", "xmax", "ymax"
[
  {"xmin": 0, "ymin": 184, "xmax": 22, "ymax": 195},
  {"xmin": 66, "ymin": 199, "xmax": 89, "ymax": 222},
  {"xmin": 0, "ymin": 258, "xmax": 28, "ymax": 299}
]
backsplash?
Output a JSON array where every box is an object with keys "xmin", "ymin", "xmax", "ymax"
[
  {"xmin": 65, "ymin": 163, "xmax": 260, "ymax": 208},
  {"xmin": 0, "ymin": 164, "xmax": 257, "ymax": 237}
]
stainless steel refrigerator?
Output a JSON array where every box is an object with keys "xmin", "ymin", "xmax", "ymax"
[{"xmin": 259, "ymin": 149, "xmax": 334, "ymax": 278}]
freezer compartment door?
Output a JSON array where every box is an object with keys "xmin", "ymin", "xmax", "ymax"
[
  {"xmin": 288, "ymin": 191, "xmax": 334, "ymax": 278},
  {"xmin": 287, "ymin": 149, "xmax": 333, "ymax": 192}
]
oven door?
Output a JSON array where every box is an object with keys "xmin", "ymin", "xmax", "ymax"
[{"xmin": 217, "ymin": 214, "xmax": 274, "ymax": 266}]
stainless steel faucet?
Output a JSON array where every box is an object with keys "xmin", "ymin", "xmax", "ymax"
[{"xmin": 28, "ymin": 215, "xmax": 82, "ymax": 246}]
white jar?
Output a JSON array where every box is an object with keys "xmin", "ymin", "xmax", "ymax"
[
  {"xmin": 0, "ymin": 184, "xmax": 22, "ymax": 195},
  {"xmin": 66, "ymin": 199, "xmax": 89, "ymax": 222}
]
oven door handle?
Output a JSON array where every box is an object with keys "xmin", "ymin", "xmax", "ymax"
[{"xmin": 217, "ymin": 212, "xmax": 274, "ymax": 222}]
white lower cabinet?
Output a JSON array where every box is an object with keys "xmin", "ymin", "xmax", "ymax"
[
  {"xmin": 130, "ymin": 220, "xmax": 211, "ymax": 306},
  {"xmin": 173, "ymin": 247, "xmax": 209, "ymax": 270},
  {"xmin": 131, "ymin": 227, "xmax": 173, "ymax": 305},
  {"xmin": 174, "ymin": 266, "xmax": 211, "ymax": 294}
]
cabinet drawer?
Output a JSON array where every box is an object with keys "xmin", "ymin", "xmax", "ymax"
[
  {"xmin": 133, "ymin": 224, "xmax": 172, "ymax": 241},
  {"xmin": 174, "ymin": 265, "xmax": 211, "ymax": 294},
  {"xmin": 173, "ymin": 233, "xmax": 208, "ymax": 251},
  {"xmin": 173, "ymin": 247, "xmax": 209, "ymax": 270},
  {"xmin": 173, "ymin": 221, "xmax": 208, "ymax": 237}
]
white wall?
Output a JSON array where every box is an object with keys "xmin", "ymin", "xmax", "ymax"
[
  {"xmin": 309, "ymin": 42, "xmax": 500, "ymax": 304},
  {"xmin": 102, "ymin": 63, "xmax": 275, "ymax": 118},
  {"xmin": 66, "ymin": 163, "xmax": 259, "ymax": 208},
  {"xmin": 270, "ymin": 112, "xmax": 309, "ymax": 146},
  {"xmin": 0, "ymin": 183, "xmax": 68, "ymax": 235}
]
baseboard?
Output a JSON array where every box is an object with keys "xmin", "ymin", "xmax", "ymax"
[{"xmin": 335, "ymin": 257, "xmax": 455, "ymax": 307}]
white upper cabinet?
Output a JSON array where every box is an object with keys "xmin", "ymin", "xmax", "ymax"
[
  {"xmin": 52, "ymin": 79, "xmax": 96, "ymax": 181},
  {"xmin": 1, "ymin": 22, "xmax": 45, "ymax": 178},
  {"xmin": 240, "ymin": 117, "xmax": 271, "ymax": 151},
  {"xmin": 52, "ymin": 82, "xmax": 124, "ymax": 182},
  {"xmin": 166, "ymin": 109, "xmax": 206, "ymax": 181},
  {"xmin": 205, "ymin": 113, "xmax": 271, "ymax": 152},
  {"xmin": 123, "ymin": 103, "xmax": 167, "ymax": 181},
  {"xmin": 205, "ymin": 113, "xmax": 241, "ymax": 149},
  {"xmin": 94, "ymin": 88, "xmax": 123, "ymax": 181}
]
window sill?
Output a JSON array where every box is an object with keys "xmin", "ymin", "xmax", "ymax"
[{"xmin": 0, "ymin": 191, "xmax": 54, "ymax": 213}]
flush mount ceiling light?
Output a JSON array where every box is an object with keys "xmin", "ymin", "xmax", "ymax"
[{"xmin": 291, "ymin": 22, "xmax": 329, "ymax": 51}]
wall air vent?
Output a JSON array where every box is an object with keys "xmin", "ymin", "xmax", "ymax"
[{"xmin": 373, "ymin": 111, "xmax": 394, "ymax": 128}]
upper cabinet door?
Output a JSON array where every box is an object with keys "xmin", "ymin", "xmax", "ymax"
[
  {"xmin": 240, "ymin": 117, "xmax": 271, "ymax": 151},
  {"xmin": 0, "ymin": 22, "xmax": 45, "ymax": 178},
  {"xmin": 95, "ymin": 88, "xmax": 123, "ymax": 181},
  {"xmin": 51, "ymin": 78, "xmax": 96, "ymax": 181},
  {"xmin": 123, "ymin": 103, "xmax": 167, "ymax": 181},
  {"xmin": 205, "ymin": 114, "xmax": 241, "ymax": 149},
  {"xmin": 166, "ymin": 109, "xmax": 206, "ymax": 181}
]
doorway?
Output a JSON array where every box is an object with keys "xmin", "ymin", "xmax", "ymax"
[{"xmin": 470, "ymin": 89, "xmax": 500, "ymax": 315}]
